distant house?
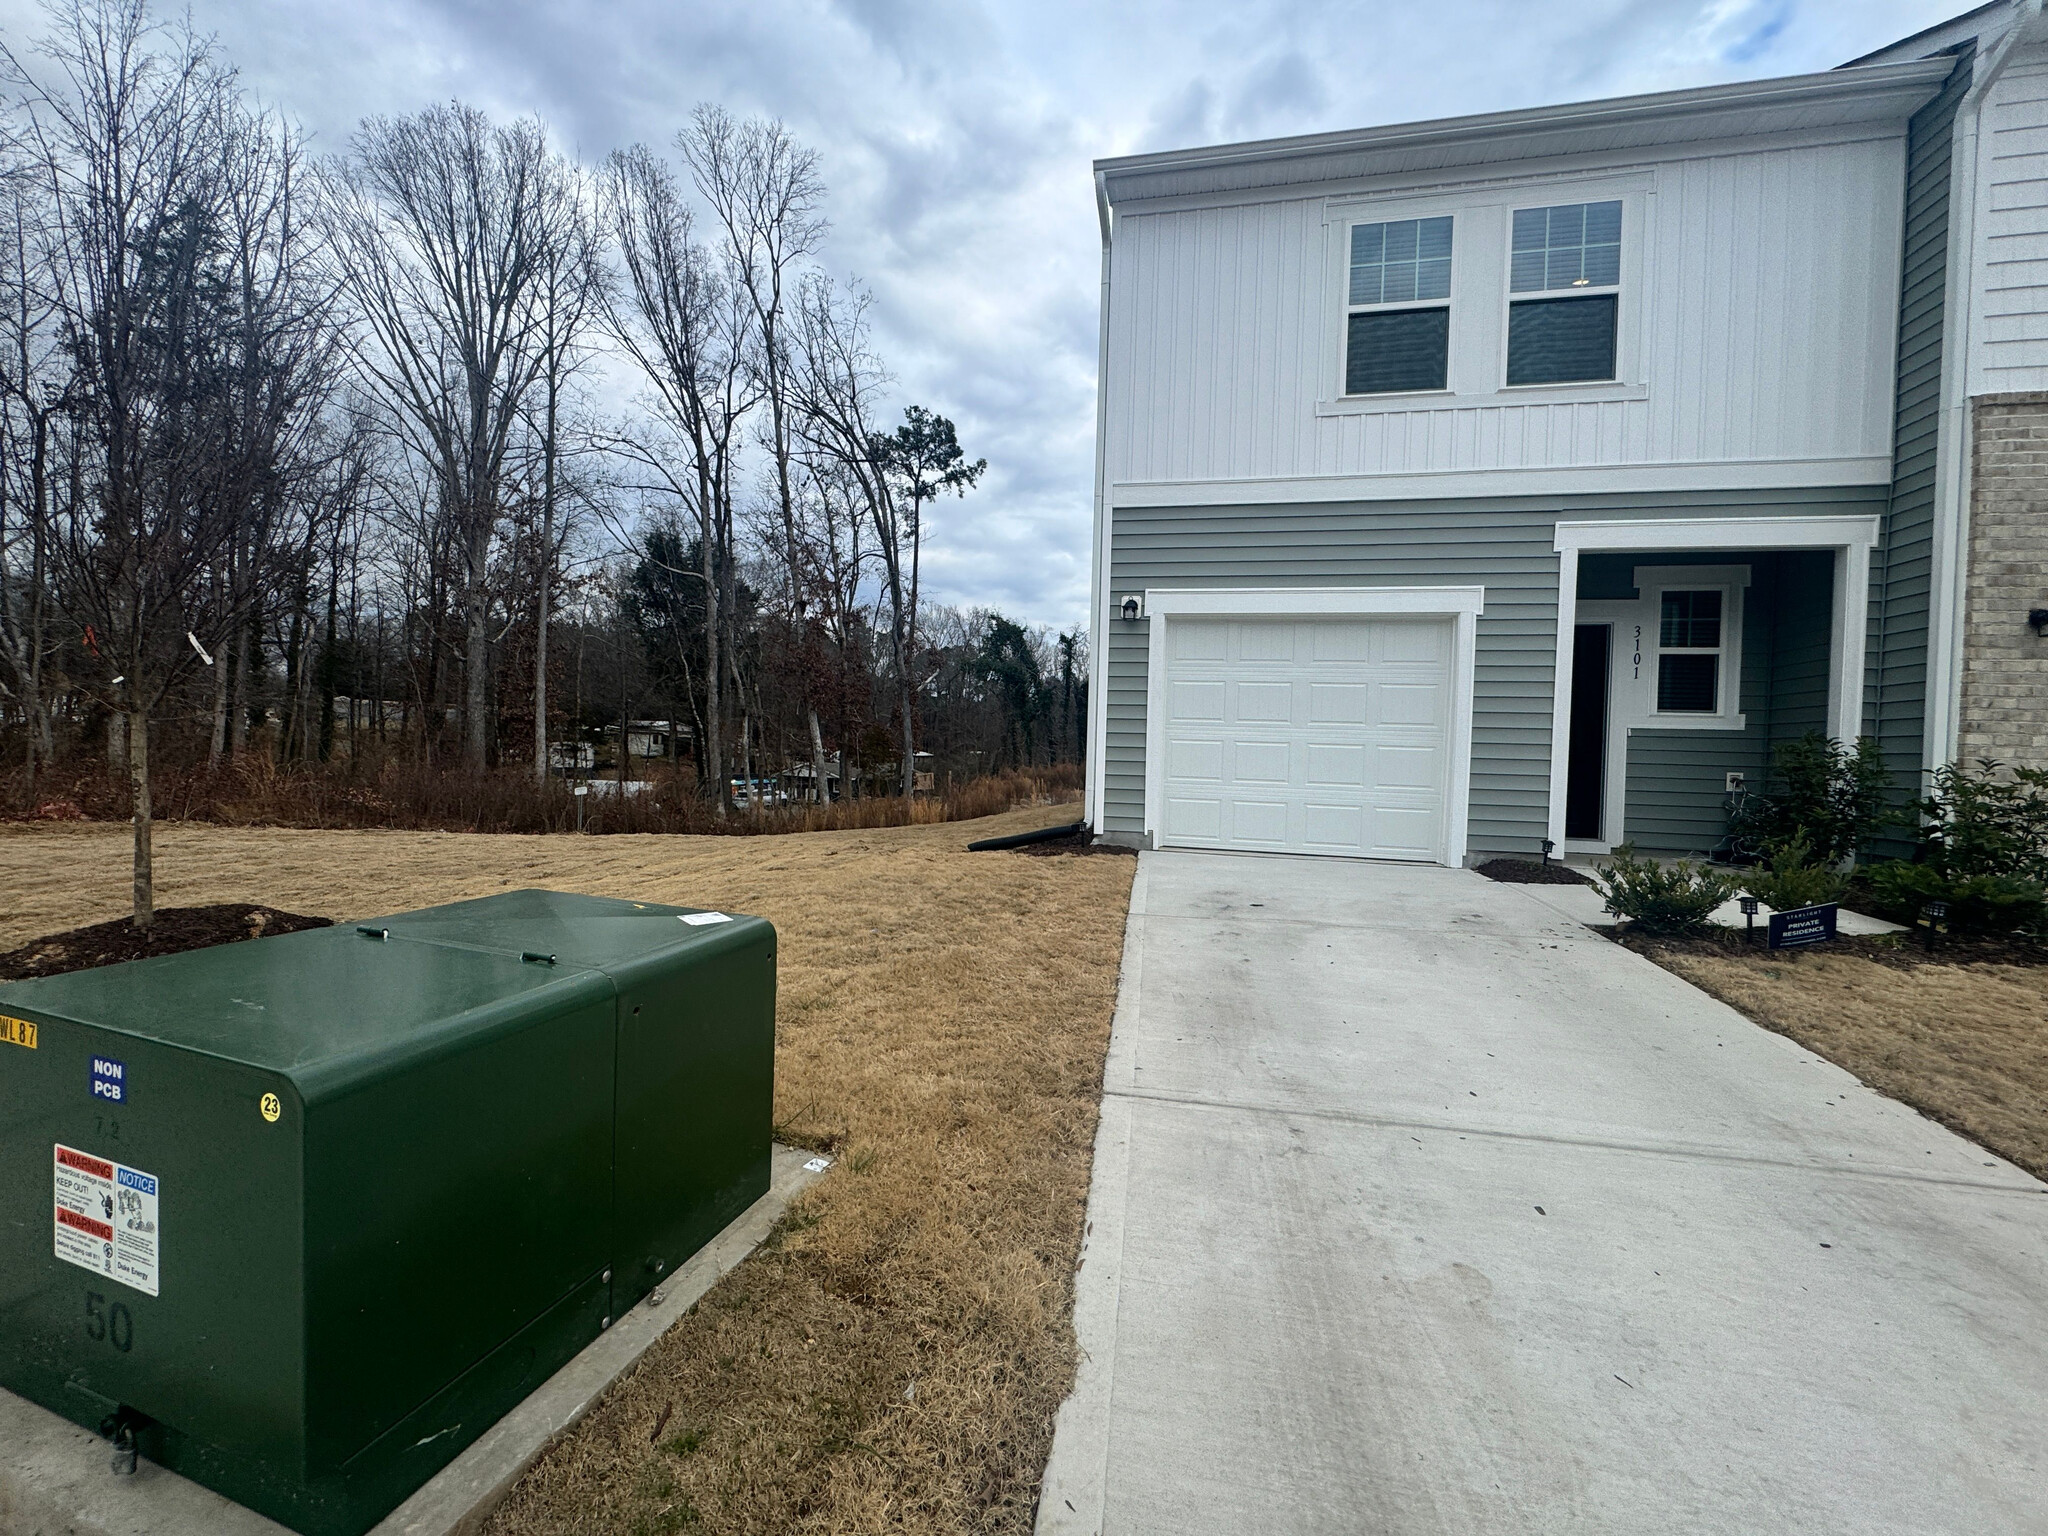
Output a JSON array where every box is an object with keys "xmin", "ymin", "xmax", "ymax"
[{"xmin": 1085, "ymin": 2, "xmax": 2048, "ymax": 866}]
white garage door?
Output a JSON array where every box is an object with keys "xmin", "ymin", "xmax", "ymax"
[{"xmin": 1158, "ymin": 616, "xmax": 1454, "ymax": 860}]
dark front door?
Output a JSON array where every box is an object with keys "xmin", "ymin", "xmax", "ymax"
[{"xmin": 1565, "ymin": 624, "xmax": 1610, "ymax": 841}]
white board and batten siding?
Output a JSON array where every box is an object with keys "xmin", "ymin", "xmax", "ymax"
[
  {"xmin": 1159, "ymin": 616, "xmax": 1454, "ymax": 860},
  {"xmin": 1970, "ymin": 59, "xmax": 2048, "ymax": 396},
  {"xmin": 1104, "ymin": 134, "xmax": 1907, "ymax": 500}
]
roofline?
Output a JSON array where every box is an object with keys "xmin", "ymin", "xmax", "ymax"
[
  {"xmin": 1839, "ymin": 1, "xmax": 2002, "ymax": 67},
  {"xmin": 1093, "ymin": 56, "xmax": 1954, "ymax": 192}
]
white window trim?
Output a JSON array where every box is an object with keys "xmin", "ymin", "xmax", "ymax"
[
  {"xmin": 1141, "ymin": 586, "xmax": 1484, "ymax": 867},
  {"xmin": 1544, "ymin": 516, "xmax": 1879, "ymax": 850},
  {"xmin": 1340, "ymin": 213, "xmax": 1454, "ymax": 398},
  {"xmin": 1633, "ymin": 564, "xmax": 1751, "ymax": 731},
  {"xmin": 1499, "ymin": 194, "xmax": 1634, "ymax": 390}
]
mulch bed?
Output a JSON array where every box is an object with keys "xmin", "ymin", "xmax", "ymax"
[
  {"xmin": 0, "ymin": 904, "xmax": 334, "ymax": 981},
  {"xmin": 1610, "ymin": 923, "xmax": 2048, "ymax": 972},
  {"xmin": 1475, "ymin": 856, "xmax": 1591, "ymax": 886},
  {"xmin": 1010, "ymin": 829, "xmax": 1139, "ymax": 858}
]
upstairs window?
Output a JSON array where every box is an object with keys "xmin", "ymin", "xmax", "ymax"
[
  {"xmin": 1655, "ymin": 589, "xmax": 1724, "ymax": 713},
  {"xmin": 1344, "ymin": 215, "xmax": 1452, "ymax": 395},
  {"xmin": 1507, "ymin": 200, "xmax": 1621, "ymax": 386}
]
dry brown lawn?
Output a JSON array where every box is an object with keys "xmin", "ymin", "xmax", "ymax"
[
  {"xmin": 1653, "ymin": 943, "xmax": 2048, "ymax": 1181},
  {"xmin": 0, "ymin": 804, "xmax": 1135, "ymax": 1535}
]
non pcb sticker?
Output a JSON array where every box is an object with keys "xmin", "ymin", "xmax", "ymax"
[
  {"xmin": 53, "ymin": 1144, "xmax": 160, "ymax": 1298},
  {"xmin": 679, "ymin": 912, "xmax": 732, "ymax": 926}
]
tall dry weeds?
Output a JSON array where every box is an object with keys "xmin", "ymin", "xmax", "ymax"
[{"xmin": 0, "ymin": 758, "xmax": 1083, "ymax": 837}]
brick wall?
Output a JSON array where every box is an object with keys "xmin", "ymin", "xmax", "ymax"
[{"xmin": 1959, "ymin": 393, "xmax": 2048, "ymax": 766}]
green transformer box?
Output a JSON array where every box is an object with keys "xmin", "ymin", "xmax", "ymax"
[{"xmin": 0, "ymin": 888, "xmax": 775, "ymax": 1535}]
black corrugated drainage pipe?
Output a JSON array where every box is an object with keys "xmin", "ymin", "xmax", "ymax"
[{"xmin": 967, "ymin": 821, "xmax": 1087, "ymax": 852}]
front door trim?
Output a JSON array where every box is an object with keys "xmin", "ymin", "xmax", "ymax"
[{"xmin": 1142, "ymin": 585, "xmax": 1485, "ymax": 867}]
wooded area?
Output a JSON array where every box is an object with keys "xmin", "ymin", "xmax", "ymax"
[{"xmin": 0, "ymin": 0, "xmax": 1087, "ymax": 923}]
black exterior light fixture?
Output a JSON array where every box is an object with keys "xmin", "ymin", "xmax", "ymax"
[
  {"xmin": 1739, "ymin": 893, "xmax": 1760, "ymax": 942},
  {"xmin": 1923, "ymin": 898, "xmax": 1949, "ymax": 951},
  {"xmin": 1540, "ymin": 837, "xmax": 1555, "ymax": 869},
  {"xmin": 2030, "ymin": 608, "xmax": 2048, "ymax": 637},
  {"xmin": 1121, "ymin": 595, "xmax": 1142, "ymax": 621}
]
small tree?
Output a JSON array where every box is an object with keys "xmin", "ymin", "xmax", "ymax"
[{"xmin": 873, "ymin": 405, "xmax": 984, "ymax": 795}]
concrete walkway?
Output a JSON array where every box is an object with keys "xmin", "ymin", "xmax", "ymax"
[{"xmin": 1038, "ymin": 852, "xmax": 2048, "ymax": 1536}]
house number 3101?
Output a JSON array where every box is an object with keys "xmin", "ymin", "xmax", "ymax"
[{"xmin": 1632, "ymin": 623, "xmax": 1642, "ymax": 679}]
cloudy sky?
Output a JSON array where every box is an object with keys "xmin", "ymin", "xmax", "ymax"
[{"xmin": 0, "ymin": 0, "xmax": 1970, "ymax": 629}]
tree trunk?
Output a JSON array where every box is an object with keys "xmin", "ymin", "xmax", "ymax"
[
  {"xmin": 534, "ymin": 379, "xmax": 557, "ymax": 783},
  {"xmin": 129, "ymin": 706, "xmax": 152, "ymax": 929},
  {"xmin": 108, "ymin": 711, "xmax": 127, "ymax": 777},
  {"xmin": 230, "ymin": 617, "xmax": 251, "ymax": 755},
  {"xmin": 700, "ymin": 521, "xmax": 724, "ymax": 816},
  {"xmin": 464, "ymin": 517, "xmax": 490, "ymax": 771},
  {"xmin": 808, "ymin": 707, "xmax": 827, "ymax": 806}
]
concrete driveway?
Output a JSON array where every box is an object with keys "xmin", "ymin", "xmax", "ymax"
[{"xmin": 1037, "ymin": 852, "xmax": 2048, "ymax": 1536}]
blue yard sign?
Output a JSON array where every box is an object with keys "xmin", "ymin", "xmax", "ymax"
[{"xmin": 1767, "ymin": 903, "xmax": 1838, "ymax": 951}]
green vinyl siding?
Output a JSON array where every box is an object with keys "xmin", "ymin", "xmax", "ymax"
[
  {"xmin": 1104, "ymin": 486, "xmax": 1885, "ymax": 856},
  {"xmin": 1874, "ymin": 43, "xmax": 1973, "ymax": 797}
]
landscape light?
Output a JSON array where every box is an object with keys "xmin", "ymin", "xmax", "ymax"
[
  {"xmin": 1923, "ymin": 899, "xmax": 1948, "ymax": 951},
  {"xmin": 1739, "ymin": 893, "xmax": 1759, "ymax": 941}
]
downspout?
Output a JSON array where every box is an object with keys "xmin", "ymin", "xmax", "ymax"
[
  {"xmin": 1085, "ymin": 169, "xmax": 1115, "ymax": 833},
  {"xmin": 1926, "ymin": 0, "xmax": 2048, "ymax": 774}
]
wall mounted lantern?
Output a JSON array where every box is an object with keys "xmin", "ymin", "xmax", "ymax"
[
  {"xmin": 1121, "ymin": 595, "xmax": 1142, "ymax": 621},
  {"xmin": 2029, "ymin": 608, "xmax": 2048, "ymax": 637}
]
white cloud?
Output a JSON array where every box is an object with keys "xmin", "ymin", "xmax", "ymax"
[{"xmin": 0, "ymin": 0, "xmax": 1970, "ymax": 627}]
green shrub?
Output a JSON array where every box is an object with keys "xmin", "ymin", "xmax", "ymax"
[
  {"xmin": 1865, "ymin": 860, "xmax": 2046, "ymax": 933},
  {"xmin": 1741, "ymin": 835, "xmax": 1846, "ymax": 912},
  {"xmin": 1595, "ymin": 844, "xmax": 1740, "ymax": 934},
  {"xmin": 1915, "ymin": 759, "xmax": 2048, "ymax": 885},
  {"xmin": 1731, "ymin": 733, "xmax": 1896, "ymax": 865}
]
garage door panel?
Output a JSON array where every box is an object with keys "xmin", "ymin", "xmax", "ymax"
[
  {"xmin": 1377, "ymin": 622, "xmax": 1448, "ymax": 664},
  {"xmin": 1236, "ymin": 682, "xmax": 1293, "ymax": 722},
  {"xmin": 1302, "ymin": 802, "xmax": 1365, "ymax": 848},
  {"xmin": 1239, "ymin": 623, "xmax": 1294, "ymax": 662},
  {"xmin": 1376, "ymin": 683, "xmax": 1442, "ymax": 727},
  {"xmin": 1231, "ymin": 801, "xmax": 1289, "ymax": 844},
  {"xmin": 1168, "ymin": 738, "xmax": 1224, "ymax": 781},
  {"xmin": 1310, "ymin": 622, "xmax": 1373, "ymax": 662},
  {"xmin": 1165, "ymin": 796, "xmax": 1223, "ymax": 839},
  {"xmin": 1371, "ymin": 805, "xmax": 1441, "ymax": 857},
  {"xmin": 1374, "ymin": 743, "xmax": 1440, "ymax": 789},
  {"xmin": 1305, "ymin": 742, "xmax": 1367, "ymax": 786},
  {"xmin": 1232, "ymin": 740, "xmax": 1291, "ymax": 783},
  {"xmin": 1170, "ymin": 680, "xmax": 1226, "ymax": 722},
  {"xmin": 1159, "ymin": 615, "xmax": 1455, "ymax": 862},
  {"xmin": 1308, "ymin": 683, "xmax": 1370, "ymax": 724}
]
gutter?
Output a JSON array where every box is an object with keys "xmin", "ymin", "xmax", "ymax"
[
  {"xmin": 1094, "ymin": 57, "xmax": 1953, "ymax": 189},
  {"xmin": 1925, "ymin": 0, "xmax": 2048, "ymax": 774},
  {"xmin": 1084, "ymin": 170, "xmax": 1113, "ymax": 832}
]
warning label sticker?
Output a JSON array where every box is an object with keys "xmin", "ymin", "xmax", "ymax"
[{"xmin": 53, "ymin": 1144, "xmax": 160, "ymax": 1297}]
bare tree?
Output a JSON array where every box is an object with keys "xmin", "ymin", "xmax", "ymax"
[
  {"xmin": 322, "ymin": 102, "xmax": 561, "ymax": 770},
  {"xmin": 683, "ymin": 105, "xmax": 831, "ymax": 799},
  {"xmin": 598, "ymin": 141, "xmax": 756, "ymax": 812},
  {"xmin": 524, "ymin": 161, "xmax": 599, "ymax": 780},
  {"xmin": 4, "ymin": 0, "xmax": 258, "ymax": 925}
]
